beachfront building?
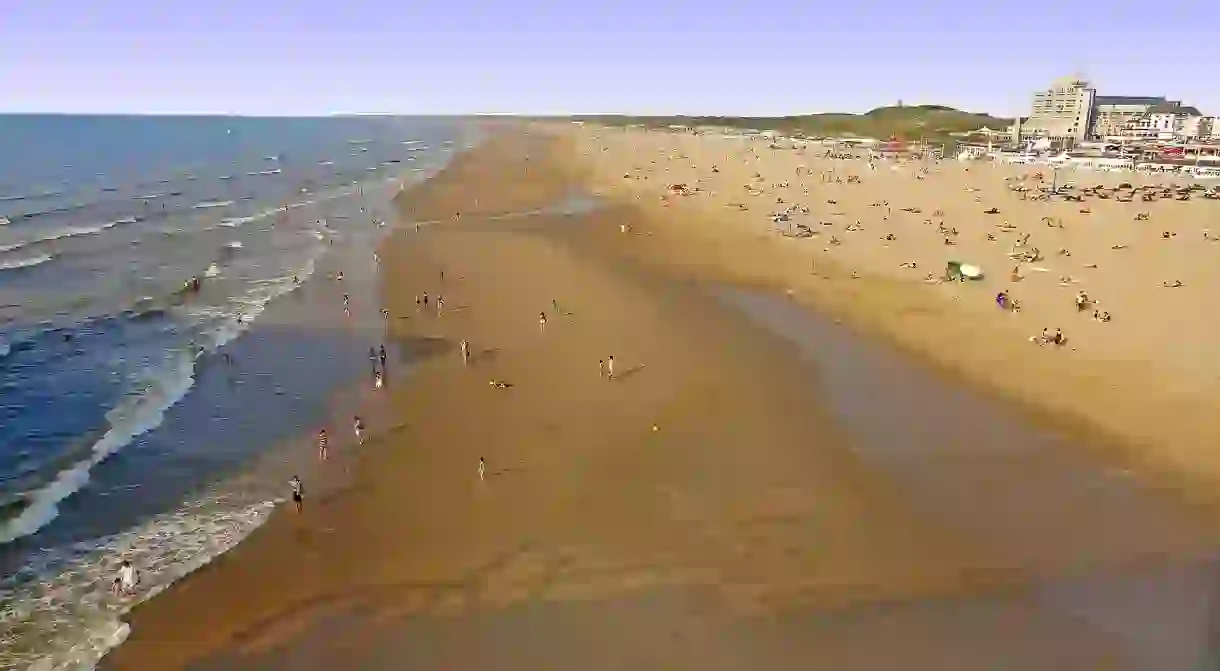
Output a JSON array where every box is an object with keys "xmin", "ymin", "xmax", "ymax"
[
  {"xmin": 1179, "ymin": 116, "xmax": 1220, "ymax": 141},
  {"xmin": 1090, "ymin": 96, "xmax": 1176, "ymax": 139},
  {"xmin": 1119, "ymin": 104, "xmax": 1205, "ymax": 141},
  {"xmin": 1023, "ymin": 76, "xmax": 1096, "ymax": 144},
  {"xmin": 1063, "ymin": 155, "xmax": 1135, "ymax": 172}
]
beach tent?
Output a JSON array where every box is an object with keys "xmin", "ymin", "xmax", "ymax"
[{"xmin": 945, "ymin": 261, "xmax": 984, "ymax": 281}]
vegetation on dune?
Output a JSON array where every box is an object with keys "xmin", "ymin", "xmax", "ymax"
[{"xmin": 568, "ymin": 105, "xmax": 1013, "ymax": 145}]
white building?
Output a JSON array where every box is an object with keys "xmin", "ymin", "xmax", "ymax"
[
  {"xmin": 1024, "ymin": 76, "xmax": 1096, "ymax": 143},
  {"xmin": 1090, "ymin": 96, "xmax": 1174, "ymax": 139},
  {"xmin": 1123, "ymin": 104, "xmax": 1205, "ymax": 141},
  {"xmin": 1181, "ymin": 116, "xmax": 1220, "ymax": 141}
]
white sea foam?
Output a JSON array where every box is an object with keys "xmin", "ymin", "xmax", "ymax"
[
  {"xmin": 0, "ymin": 253, "xmax": 54, "ymax": 271},
  {"xmin": 192, "ymin": 200, "xmax": 233, "ymax": 210},
  {"xmin": 0, "ymin": 247, "xmax": 321, "ymax": 547},
  {"xmin": 0, "ymin": 348, "xmax": 198, "ymax": 545},
  {"xmin": 0, "ymin": 217, "xmax": 137, "ymax": 255},
  {"xmin": 1, "ymin": 493, "xmax": 282, "ymax": 670}
]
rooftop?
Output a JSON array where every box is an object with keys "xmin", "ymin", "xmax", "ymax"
[
  {"xmin": 1146, "ymin": 103, "xmax": 1204, "ymax": 116},
  {"xmin": 1096, "ymin": 96, "xmax": 1168, "ymax": 107}
]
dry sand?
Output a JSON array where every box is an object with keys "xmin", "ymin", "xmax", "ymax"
[
  {"xmin": 558, "ymin": 125, "xmax": 1220, "ymax": 493},
  {"xmin": 102, "ymin": 132, "xmax": 1220, "ymax": 670}
]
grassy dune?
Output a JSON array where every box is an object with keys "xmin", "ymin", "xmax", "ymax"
[{"xmin": 567, "ymin": 105, "xmax": 1012, "ymax": 146}]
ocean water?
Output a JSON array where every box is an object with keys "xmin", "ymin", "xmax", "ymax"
[{"xmin": 0, "ymin": 114, "xmax": 471, "ymax": 669}]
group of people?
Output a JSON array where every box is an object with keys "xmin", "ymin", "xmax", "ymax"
[{"xmin": 298, "ymin": 269, "xmax": 393, "ymax": 512}]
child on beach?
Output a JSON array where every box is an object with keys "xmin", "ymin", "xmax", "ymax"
[
  {"xmin": 290, "ymin": 475, "xmax": 304, "ymax": 513},
  {"xmin": 317, "ymin": 429, "xmax": 329, "ymax": 461},
  {"xmin": 353, "ymin": 416, "xmax": 365, "ymax": 445},
  {"xmin": 112, "ymin": 560, "xmax": 139, "ymax": 596},
  {"xmin": 374, "ymin": 370, "xmax": 384, "ymax": 390}
]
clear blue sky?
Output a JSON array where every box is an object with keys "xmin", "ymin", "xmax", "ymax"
[{"xmin": 2, "ymin": 0, "xmax": 1215, "ymax": 117}]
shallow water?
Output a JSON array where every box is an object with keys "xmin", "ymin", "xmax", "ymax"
[{"xmin": 719, "ymin": 288, "xmax": 1220, "ymax": 670}]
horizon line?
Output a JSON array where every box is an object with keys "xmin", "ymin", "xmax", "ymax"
[{"xmin": 0, "ymin": 107, "xmax": 1010, "ymax": 120}]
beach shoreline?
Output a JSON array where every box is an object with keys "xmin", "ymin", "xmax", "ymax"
[
  {"xmin": 1, "ymin": 138, "xmax": 461, "ymax": 669},
  {"xmin": 100, "ymin": 128, "xmax": 1220, "ymax": 670}
]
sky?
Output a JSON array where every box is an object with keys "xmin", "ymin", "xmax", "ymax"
[{"xmin": 1, "ymin": 0, "xmax": 1216, "ymax": 117}]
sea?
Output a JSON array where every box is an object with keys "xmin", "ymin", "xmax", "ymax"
[{"xmin": 0, "ymin": 114, "xmax": 472, "ymax": 669}]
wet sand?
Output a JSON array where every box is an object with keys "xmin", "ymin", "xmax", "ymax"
[{"xmin": 103, "ymin": 132, "xmax": 1220, "ymax": 670}]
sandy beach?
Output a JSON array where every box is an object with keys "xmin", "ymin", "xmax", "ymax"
[
  {"xmin": 102, "ymin": 130, "xmax": 1220, "ymax": 670},
  {"xmin": 559, "ymin": 125, "xmax": 1220, "ymax": 490}
]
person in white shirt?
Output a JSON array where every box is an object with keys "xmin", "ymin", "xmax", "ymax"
[
  {"xmin": 113, "ymin": 560, "xmax": 138, "ymax": 596},
  {"xmin": 290, "ymin": 475, "xmax": 304, "ymax": 513}
]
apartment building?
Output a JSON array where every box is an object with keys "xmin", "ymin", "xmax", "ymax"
[
  {"xmin": 1182, "ymin": 116, "xmax": 1220, "ymax": 141},
  {"xmin": 1024, "ymin": 76, "xmax": 1095, "ymax": 143},
  {"xmin": 1119, "ymin": 105, "xmax": 1210, "ymax": 141},
  {"xmin": 1090, "ymin": 96, "xmax": 1175, "ymax": 138}
]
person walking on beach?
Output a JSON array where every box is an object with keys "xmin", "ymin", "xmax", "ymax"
[
  {"xmin": 379, "ymin": 344, "xmax": 388, "ymax": 369},
  {"xmin": 460, "ymin": 339, "xmax": 470, "ymax": 365},
  {"xmin": 478, "ymin": 456, "xmax": 486, "ymax": 482},
  {"xmin": 436, "ymin": 295, "xmax": 444, "ymax": 316},
  {"xmin": 290, "ymin": 475, "xmax": 304, "ymax": 513},
  {"xmin": 353, "ymin": 416, "xmax": 366, "ymax": 445},
  {"xmin": 599, "ymin": 359, "xmax": 606, "ymax": 379},
  {"xmin": 539, "ymin": 311, "xmax": 547, "ymax": 334},
  {"xmin": 422, "ymin": 292, "xmax": 429, "ymax": 310},
  {"xmin": 317, "ymin": 429, "xmax": 329, "ymax": 461},
  {"xmin": 607, "ymin": 355, "xmax": 615, "ymax": 380}
]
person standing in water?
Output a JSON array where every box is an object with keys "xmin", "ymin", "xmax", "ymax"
[
  {"xmin": 460, "ymin": 339, "xmax": 470, "ymax": 365},
  {"xmin": 538, "ymin": 312, "xmax": 547, "ymax": 334},
  {"xmin": 113, "ymin": 560, "xmax": 139, "ymax": 596},
  {"xmin": 379, "ymin": 344, "xmax": 387, "ymax": 369},
  {"xmin": 353, "ymin": 416, "xmax": 366, "ymax": 445},
  {"xmin": 317, "ymin": 429, "xmax": 329, "ymax": 461}
]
